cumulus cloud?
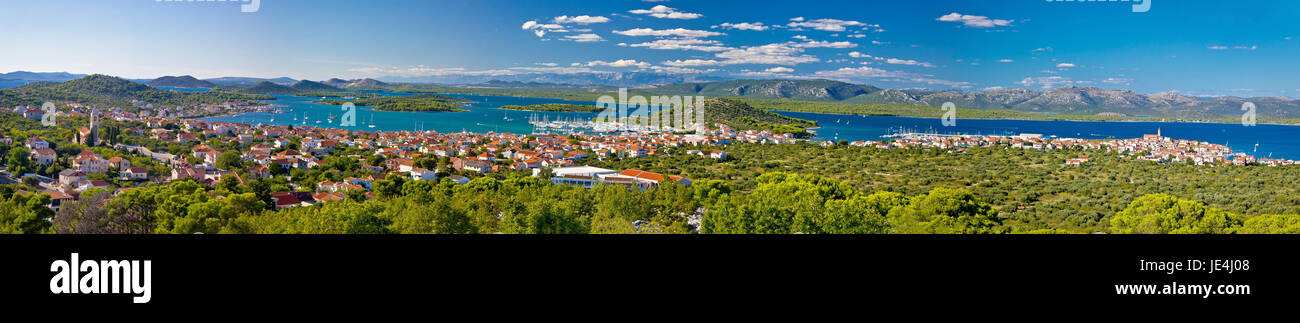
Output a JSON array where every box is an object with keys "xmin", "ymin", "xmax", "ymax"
[
  {"xmin": 662, "ymin": 59, "xmax": 723, "ymax": 67},
  {"xmin": 622, "ymin": 38, "xmax": 730, "ymax": 52},
  {"xmin": 521, "ymin": 20, "xmax": 566, "ymax": 37},
  {"xmin": 349, "ymin": 65, "xmax": 605, "ymax": 77},
  {"xmin": 553, "ymin": 15, "xmax": 610, "ymax": 25},
  {"xmin": 936, "ymin": 12, "xmax": 1013, "ymax": 28},
  {"xmin": 789, "ymin": 40, "xmax": 858, "ymax": 49},
  {"xmin": 786, "ymin": 18, "xmax": 872, "ymax": 32},
  {"xmin": 563, "ymin": 33, "xmax": 605, "ymax": 42},
  {"xmin": 998, "ymin": 59, "xmax": 1014, "ymax": 63},
  {"xmin": 661, "ymin": 43, "xmax": 820, "ymax": 66},
  {"xmin": 613, "ymin": 28, "xmax": 724, "ymax": 38},
  {"xmin": 765, "ymin": 67, "xmax": 794, "ymax": 73},
  {"xmin": 647, "ymin": 66, "xmax": 718, "ymax": 74},
  {"xmin": 629, "ymin": 5, "xmax": 702, "ymax": 19},
  {"xmin": 717, "ymin": 22, "xmax": 769, "ymax": 31},
  {"xmin": 813, "ymin": 66, "xmax": 969, "ymax": 87},
  {"xmin": 1019, "ymin": 76, "xmax": 1074, "ymax": 89},
  {"xmin": 585, "ymin": 59, "xmax": 652, "ymax": 68},
  {"xmin": 1101, "ymin": 77, "xmax": 1132, "ymax": 85},
  {"xmin": 846, "ymin": 52, "xmax": 934, "ymax": 67},
  {"xmin": 713, "ymin": 43, "xmax": 820, "ymax": 65},
  {"xmin": 1056, "ymin": 63, "xmax": 1075, "ymax": 68}
]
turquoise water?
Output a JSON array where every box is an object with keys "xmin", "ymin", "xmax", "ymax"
[
  {"xmin": 200, "ymin": 92, "xmax": 600, "ymax": 135},
  {"xmin": 783, "ymin": 111, "xmax": 1300, "ymax": 160},
  {"xmin": 198, "ymin": 92, "xmax": 1300, "ymax": 160}
]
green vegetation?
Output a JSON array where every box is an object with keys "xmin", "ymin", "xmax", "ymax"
[
  {"xmin": 591, "ymin": 142, "xmax": 1300, "ymax": 233},
  {"xmin": 293, "ymin": 92, "xmax": 380, "ymax": 99},
  {"xmin": 289, "ymin": 80, "xmax": 343, "ymax": 93},
  {"xmin": 697, "ymin": 98, "xmax": 817, "ymax": 137},
  {"xmin": 500, "ymin": 103, "xmax": 604, "ymax": 112},
  {"xmin": 320, "ymin": 94, "xmax": 470, "ymax": 112},
  {"xmin": 145, "ymin": 75, "xmax": 215, "ymax": 89},
  {"xmin": 0, "ymin": 75, "xmax": 272, "ymax": 110},
  {"xmin": 234, "ymin": 81, "xmax": 296, "ymax": 95}
]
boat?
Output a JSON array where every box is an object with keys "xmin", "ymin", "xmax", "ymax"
[{"xmin": 367, "ymin": 114, "xmax": 376, "ymax": 128}]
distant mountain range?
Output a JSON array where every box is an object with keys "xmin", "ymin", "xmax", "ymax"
[
  {"xmin": 0, "ymin": 74, "xmax": 271, "ymax": 108},
  {"xmin": 6, "ymin": 71, "xmax": 1300, "ymax": 120},
  {"xmin": 202, "ymin": 76, "xmax": 298, "ymax": 86},
  {"xmin": 646, "ymin": 79, "xmax": 1300, "ymax": 119},
  {"xmin": 0, "ymin": 71, "xmax": 87, "ymax": 82},
  {"xmin": 322, "ymin": 78, "xmax": 388, "ymax": 88},
  {"xmin": 377, "ymin": 71, "xmax": 730, "ymax": 87}
]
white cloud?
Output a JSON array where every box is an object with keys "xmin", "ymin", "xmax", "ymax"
[
  {"xmin": 522, "ymin": 20, "xmax": 567, "ymax": 38},
  {"xmin": 1209, "ymin": 45, "xmax": 1257, "ymax": 50},
  {"xmin": 613, "ymin": 28, "xmax": 724, "ymax": 38},
  {"xmin": 846, "ymin": 52, "xmax": 934, "ymax": 67},
  {"xmin": 585, "ymin": 59, "xmax": 652, "ymax": 68},
  {"xmin": 884, "ymin": 58, "xmax": 934, "ymax": 67},
  {"xmin": 622, "ymin": 38, "xmax": 730, "ymax": 52},
  {"xmin": 936, "ymin": 12, "xmax": 1013, "ymax": 28},
  {"xmin": 662, "ymin": 59, "xmax": 722, "ymax": 67},
  {"xmin": 535, "ymin": 62, "xmax": 558, "ymax": 67},
  {"xmin": 998, "ymin": 59, "xmax": 1014, "ymax": 63},
  {"xmin": 648, "ymin": 66, "xmax": 717, "ymax": 74},
  {"xmin": 717, "ymin": 22, "xmax": 769, "ymax": 31},
  {"xmin": 349, "ymin": 65, "xmax": 616, "ymax": 77},
  {"xmin": 1056, "ymin": 63, "xmax": 1075, "ymax": 68},
  {"xmin": 714, "ymin": 43, "xmax": 820, "ymax": 65},
  {"xmin": 790, "ymin": 40, "xmax": 857, "ymax": 49},
  {"xmin": 1101, "ymin": 77, "xmax": 1132, "ymax": 85},
  {"xmin": 813, "ymin": 66, "xmax": 968, "ymax": 87},
  {"xmin": 786, "ymin": 18, "xmax": 871, "ymax": 32},
  {"xmin": 508, "ymin": 66, "xmax": 600, "ymax": 74},
  {"xmin": 563, "ymin": 33, "xmax": 605, "ymax": 42},
  {"xmin": 553, "ymin": 15, "xmax": 610, "ymax": 25},
  {"xmin": 765, "ymin": 67, "xmax": 795, "ymax": 73},
  {"xmin": 1019, "ymin": 76, "xmax": 1074, "ymax": 89},
  {"xmin": 629, "ymin": 5, "xmax": 702, "ymax": 19}
]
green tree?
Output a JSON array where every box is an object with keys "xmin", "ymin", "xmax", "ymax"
[{"xmin": 1109, "ymin": 194, "xmax": 1241, "ymax": 234}]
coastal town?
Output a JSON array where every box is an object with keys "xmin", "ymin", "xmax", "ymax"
[{"xmin": 2, "ymin": 99, "xmax": 1296, "ymax": 213}]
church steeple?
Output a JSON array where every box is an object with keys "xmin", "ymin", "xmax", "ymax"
[{"xmin": 79, "ymin": 108, "xmax": 100, "ymax": 146}]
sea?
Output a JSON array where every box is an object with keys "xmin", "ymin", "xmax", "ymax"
[{"xmin": 184, "ymin": 91, "xmax": 1300, "ymax": 161}]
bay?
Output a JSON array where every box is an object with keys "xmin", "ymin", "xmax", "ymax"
[{"xmin": 199, "ymin": 92, "xmax": 1300, "ymax": 160}]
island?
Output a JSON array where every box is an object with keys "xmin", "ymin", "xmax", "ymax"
[
  {"xmin": 294, "ymin": 92, "xmax": 381, "ymax": 99},
  {"xmin": 318, "ymin": 94, "xmax": 471, "ymax": 112},
  {"xmin": 499, "ymin": 103, "xmax": 604, "ymax": 112}
]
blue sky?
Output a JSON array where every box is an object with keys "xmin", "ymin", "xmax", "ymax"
[{"xmin": 0, "ymin": 0, "xmax": 1297, "ymax": 96}]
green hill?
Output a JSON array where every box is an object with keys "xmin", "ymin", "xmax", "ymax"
[
  {"xmin": 319, "ymin": 94, "xmax": 470, "ymax": 112},
  {"xmin": 238, "ymin": 81, "xmax": 298, "ymax": 95},
  {"xmin": 146, "ymin": 75, "xmax": 216, "ymax": 88},
  {"xmin": 0, "ymin": 74, "xmax": 272, "ymax": 109},
  {"xmin": 290, "ymin": 80, "xmax": 343, "ymax": 92}
]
